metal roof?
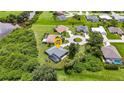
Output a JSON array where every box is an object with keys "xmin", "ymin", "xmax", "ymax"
[{"xmin": 45, "ymin": 46, "xmax": 68, "ymax": 59}]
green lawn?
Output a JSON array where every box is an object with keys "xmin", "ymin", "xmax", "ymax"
[
  {"xmin": 31, "ymin": 25, "xmax": 70, "ymax": 69},
  {"xmin": 111, "ymin": 43, "xmax": 124, "ymax": 59},
  {"xmin": 0, "ymin": 11, "xmax": 22, "ymax": 18},
  {"xmin": 35, "ymin": 12, "xmax": 90, "ymax": 25},
  {"xmin": 57, "ymin": 69, "xmax": 124, "ymax": 81}
]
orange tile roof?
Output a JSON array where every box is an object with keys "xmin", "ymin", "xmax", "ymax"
[
  {"xmin": 46, "ymin": 35, "xmax": 58, "ymax": 43},
  {"xmin": 55, "ymin": 25, "xmax": 68, "ymax": 33}
]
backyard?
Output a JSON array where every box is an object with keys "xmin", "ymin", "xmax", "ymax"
[{"xmin": 57, "ymin": 69, "xmax": 124, "ymax": 81}]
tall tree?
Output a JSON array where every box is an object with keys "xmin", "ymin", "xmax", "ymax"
[{"xmin": 68, "ymin": 43, "xmax": 79, "ymax": 59}]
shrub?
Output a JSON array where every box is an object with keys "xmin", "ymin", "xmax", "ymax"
[
  {"xmin": 32, "ymin": 65, "xmax": 57, "ymax": 81},
  {"xmin": 73, "ymin": 62, "xmax": 85, "ymax": 73},
  {"xmin": 104, "ymin": 64, "xmax": 119, "ymax": 70}
]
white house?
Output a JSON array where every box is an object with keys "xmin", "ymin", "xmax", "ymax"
[
  {"xmin": 91, "ymin": 26, "xmax": 106, "ymax": 35},
  {"xmin": 99, "ymin": 14, "xmax": 112, "ymax": 20}
]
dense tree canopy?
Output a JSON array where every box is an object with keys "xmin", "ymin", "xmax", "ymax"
[
  {"xmin": 32, "ymin": 65, "xmax": 57, "ymax": 81},
  {"xmin": 0, "ymin": 28, "xmax": 39, "ymax": 80}
]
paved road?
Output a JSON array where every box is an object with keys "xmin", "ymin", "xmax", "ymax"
[{"xmin": 121, "ymin": 35, "xmax": 124, "ymax": 40}]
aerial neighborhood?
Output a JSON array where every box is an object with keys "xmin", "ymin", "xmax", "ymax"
[{"xmin": 0, "ymin": 11, "xmax": 124, "ymax": 81}]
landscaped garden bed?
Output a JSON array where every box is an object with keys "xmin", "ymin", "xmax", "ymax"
[{"xmin": 74, "ymin": 37, "xmax": 82, "ymax": 42}]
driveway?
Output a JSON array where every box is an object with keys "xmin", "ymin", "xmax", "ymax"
[
  {"xmin": 61, "ymin": 35, "xmax": 86, "ymax": 47},
  {"xmin": 121, "ymin": 35, "xmax": 124, "ymax": 40}
]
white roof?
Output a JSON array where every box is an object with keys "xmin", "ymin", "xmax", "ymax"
[
  {"xmin": 99, "ymin": 14, "xmax": 112, "ymax": 20},
  {"xmin": 91, "ymin": 26, "xmax": 106, "ymax": 34},
  {"xmin": 111, "ymin": 12, "xmax": 124, "ymax": 20}
]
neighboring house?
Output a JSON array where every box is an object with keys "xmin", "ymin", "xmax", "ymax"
[
  {"xmin": 0, "ymin": 22, "xmax": 19, "ymax": 37},
  {"xmin": 45, "ymin": 46, "xmax": 68, "ymax": 63},
  {"xmin": 108, "ymin": 27, "xmax": 124, "ymax": 35},
  {"xmin": 29, "ymin": 11, "xmax": 36, "ymax": 20},
  {"xmin": 54, "ymin": 25, "xmax": 69, "ymax": 33},
  {"xmin": 42, "ymin": 35, "xmax": 59, "ymax": 43},
  {"xmin": 99, "ymin": 14, "xmax": 112, "ymax": 20},
  {"xmin": 57, "ymin": 15, "xmax": 67, "ymax": 21},
  {"xmin": 101, "ymin": 46, "xmax": 122, "ymax": 64},
  {"xmin": 54, "ymin": 11, "xmax": 65, "ymax": 16},
  {"xmin": 76, "ymin": 25, "xmax": 88, "ymax": 33},
  {"xmin": 112, "ymin": 12, "xmax": 124, "ymax": 22},
  {"xmin": 86, "ymin": 15, "xmax": 99, "ymax": 22},
  {"xmin": 91, "ymin": 26, "xmax": 106, "ymax": 35}
]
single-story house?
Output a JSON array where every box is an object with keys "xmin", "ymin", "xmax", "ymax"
[
  {"xmin": 112, "ymin": 12, "xmax": 124, "ymax": 22},
  {"xmin": 91, "ymin": 26, "xmax": 106, "ymax": 35},
  {"xmin": 45, "ymin": 46, "xmax": 68, "ymax": 63},
  {"xmin": 108, "ymin": 27, "xmax": 124, "ymax": 35},
  {"xmin": 99, "ymin": 14, "xmax": 112, "ymax": 20},
  {"xmin": 54, "ymin": 25, "xmax": 69, "ymax": 33},
  {"xmin": 86, "ymin": 15, "xmax": 99, "ymax": 22},
  {"xmin": 57, "ymin": 15, "xmax": 67, "ymax": 21},
  {"xmin": 0, "ymin": 22, "xmax": 19, "ymax": 37},
  {"xmin": 101, "ymin": 46, "xmax": 122, "ymax": 64},
  {"xmin": 76, "ymin": 25, "xmax": 88, "ymax": 33},
  {"xmin": 42, "ymin": 35, "xmax": 60, "ymax": 43}
]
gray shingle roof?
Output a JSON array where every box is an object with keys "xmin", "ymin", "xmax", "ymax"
[
  {"xmin": 57, "ymin": 15, "xmax": 67, "ymax": 21},
  {"xmin": 108, "ymin": 27, "xmax": 124, "ymax": 35},
  {"xmin": 45, "ymin": 46, "xmax": 68, "ymax": 59},
  {"xmin": 101, "ymin": 46, "xmax": 122, "ymax": 59},
  {"xmin": 76, "ymin": 25, "xmax": 88, "ymax": 33},
  {"xmin": 86, "ymin": 15, "xmax": 99, "ymax": 22}
]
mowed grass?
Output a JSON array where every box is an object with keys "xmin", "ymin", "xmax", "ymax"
[
  {"xmin": 57, "ymin": 69, "xmax": 124, "ymax": 81},
  {"xmin": 111, "ymin": 43, "xmax": 124, "ymax": 59},
  {"xmin": 35, "ymin": 12, "xmax": 88, "ymax": 25},
  {"xmin": 31, "ymin": 25, "xmax": 70, "ymax": 69},
  {"xmin": 0, "ymin": 11, "xmax": 22, "ymax": 18}
]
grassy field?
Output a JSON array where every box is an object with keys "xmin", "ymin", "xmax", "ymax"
[
  {"xmin": 0, "ymin": 11, "xmax": 22, "ymax": 18},
  {"xmin": 57, "ymin": 69, "xmax": 124, "ymax": 81},
  {"xmin": 111, "ymin": 43, "xmax": 124, "ymax": 59}
]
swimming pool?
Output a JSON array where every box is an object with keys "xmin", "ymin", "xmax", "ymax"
[{"xmin": 113, "ymin": 60, "xmax": 122, "ymax": 64}]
